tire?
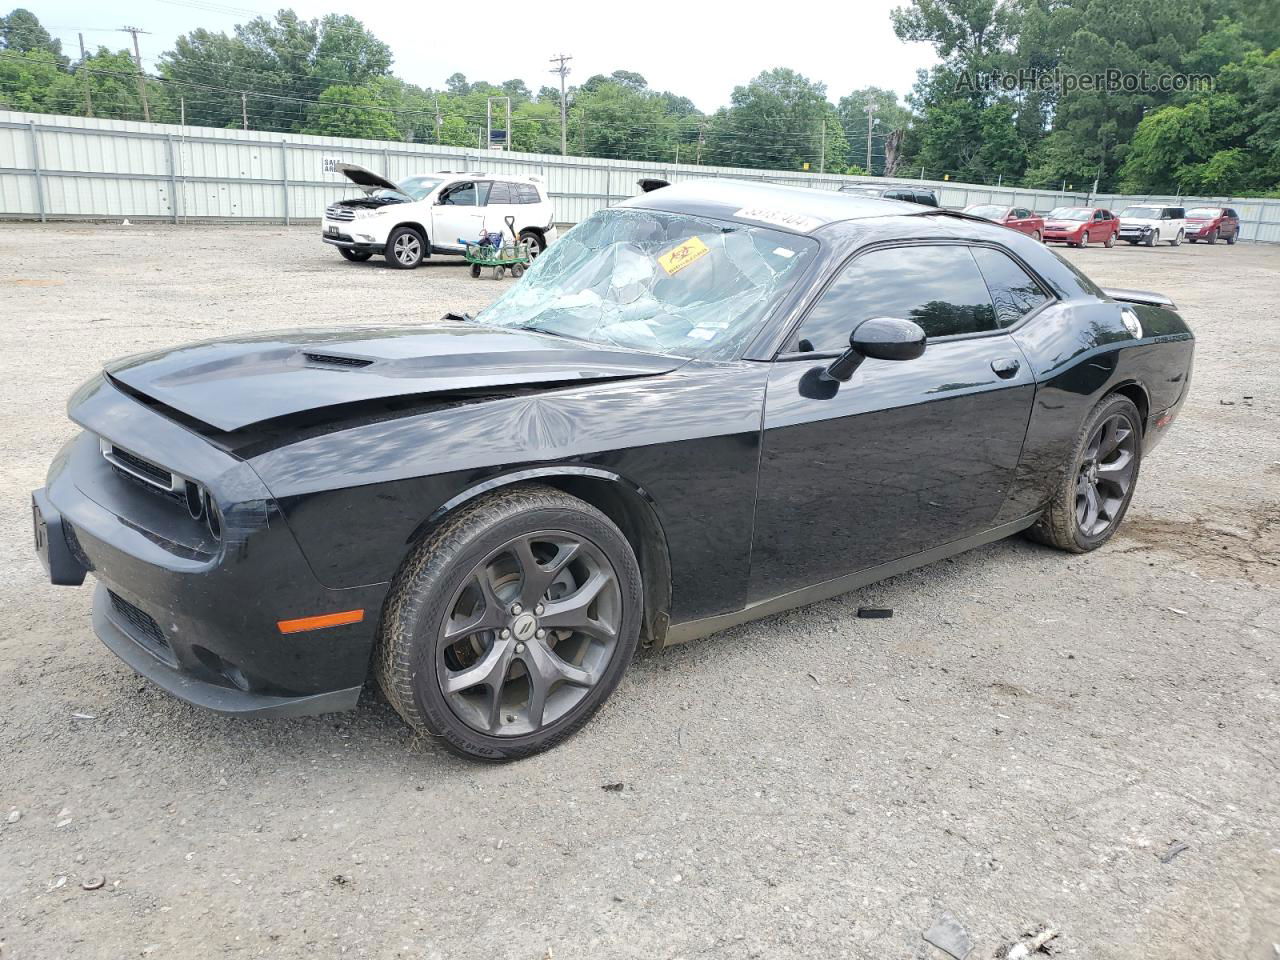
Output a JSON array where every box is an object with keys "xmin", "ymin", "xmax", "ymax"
[
  {"xmin": 519, "ymin": 230, "xmax": 547, "ymax": 259},
  {"xmin": 1032, "ymin": 230, "xmax": 1042, "ymax": 243},
  {"xmin": 1026, "ymin": 394, "xmax": 1143, "ymax": 553},
  {"xmin": 1226, "ymin": 231, "xmax": 1237, "ymax": 245},
  {"xmin": 470, "ymin": 263, "xmax": 482, "ymax": 279},
  {"xmin": 385, "ymin": 227, "xmax": 425, "ymax": 269},
  {"xmin": 339, "ymin": 248, "xmax": 372, "ymax": 262},
  {"xmin": 1207, "ymin": 229, "xmax": 1218, "ymax": 245},
  {"xmin": 1170, "ymin": 230, "xmax": 1182, "ymax": 247},
  {"xmin": 511, "ymin": 263, "xmax": 525, "ymax": 279},
  {"xmin": 1145, "ymin": 230, "xmax": 1158, "ymax": 247},
  {"xmin": 494, "ymin": 266, "xmax": 506, "ymax": 281},
  {"xmin": 1080, "ymin": 230, "xmax": 1090, "ymax": 248},
  {"xmin": 1104, "ymin": 231, "xmax": 1115, "ymax": 248},
  {"xmin": 373, "ymin": 484, "xmax": 643, "ymax": 761}
]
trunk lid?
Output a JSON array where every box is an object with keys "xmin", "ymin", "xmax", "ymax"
[{"xmin": 105, "ymin": 322, "xmax": 683, "ymax": 433}]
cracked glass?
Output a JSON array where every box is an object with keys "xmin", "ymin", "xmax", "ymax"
[{"xmin": 478, "ymin": 208, "xmax": 818, "ymax": 359}]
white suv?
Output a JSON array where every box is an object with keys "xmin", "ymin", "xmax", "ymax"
[
  {"xmin": 1117, "ymin": 204, "xmax": 1186, "ymax": 247},
  {"xmin": 322, "ymin": 165, "xmax": 557, "ymax": 269}
]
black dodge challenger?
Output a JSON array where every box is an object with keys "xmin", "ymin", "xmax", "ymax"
[{"xmin": 32, "ymin": 181, "xmax": 1194, "ymax": 760}]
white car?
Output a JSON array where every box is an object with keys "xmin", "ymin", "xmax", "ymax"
[
  {"xmin": 1117, "ymin": 204, "xmax": 1186, "ymax": 247},
  {"xmin": 322, "ymin": 165, "xmax": 558, "ymax": 269}
]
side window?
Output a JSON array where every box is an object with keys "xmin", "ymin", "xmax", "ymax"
[
  {"xmin": 1226, "ymin": 208, "xmax": 1238, "ymax": 218},
  {"xmin": 515, "ymin": 183, "xmax": 541, "ymax": 204},
  {"xmin": 916, "ymin": 191, "xmax": 938, "ymax": 206},
  {"xmin": 970, "ymin": 247, "xmax": 1051, "ymax": 327},
  {"xmin": 440, "ymin": 182, "xmax": 477, "ymax": 206},
  {"xmin": 794, "ymin": 245, "xmax": 998, "ymax": 352},
  {"xmin": 1016, "ymin": 208, "xmax": 1030, "ymax": 219},
  {"xmin": 487, "ymin": 181, "xmax": 514, "ymax": 205}
]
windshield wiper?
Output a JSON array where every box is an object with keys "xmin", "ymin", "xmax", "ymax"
[{"xmin": 441, "ymin": 311, "xmax": 475, "ymax": 323}]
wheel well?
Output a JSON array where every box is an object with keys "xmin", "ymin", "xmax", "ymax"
[
  {"xmin": 1111, "ymin": 382, "xmax": 1150, "ymax": 432},
  {"xmin": 540, "ymin": 476, "xmax": 672, "ymax": 648},
  {"xmin": 519, "ymin": 226, "xmax": 545, "ymax": 243}
]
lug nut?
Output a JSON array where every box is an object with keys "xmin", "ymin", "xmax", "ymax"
[
  {"xmin": 535, "ymin": 604, "xmax": 544, "ymax": 615},
  {"xmin": 511, "ymin": 603, "xmax": 523, "ymax": 615},
  {"xmin": 515, "ymin": 642, "xmax": 525, "ymax": 653},
  {"xmin": 500, "ymin": 628, "xmax": 511, "ymax": 639},
  {"xmin": 536, "ymin": 629, "xmax": 546, "ymax": 639}
]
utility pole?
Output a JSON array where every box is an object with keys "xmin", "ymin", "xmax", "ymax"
[
  {"xmin": 434, "ymin": 95, "xmax": 441, "ymax": 144},
  {"xmin": 78, "ymin": 33, "xmax": 93, "ymax": 117},
  {"xmin": 819, "ymin": 118, "xmax": 826, "ymax": 175},
  {"xmin": 120, "ymin": 26, "xmax": 151, "ymax": 122},
  {"xmin": 863, "ymin": 102, "xmax": 878, "ymax": 174},
  {"xmin": 180, "ymin": 97, "xmax": 186, "ymax": 125},
  {"xmin": 549, "ymin": 53, "xmax": 572, "ymax": 156},
  {"xmin": 241, "ymin": 92, "xmax": 249, "ymax": 130},
  {"xmin": 696, "ymin": 122, "xmax": 705, "ymax": 165}
]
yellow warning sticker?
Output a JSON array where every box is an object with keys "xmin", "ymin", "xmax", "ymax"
[{"xmin": 658, "ymin": 236, "xmax": 710, "ymax": 275}]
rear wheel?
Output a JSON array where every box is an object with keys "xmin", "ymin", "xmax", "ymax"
[
  {"xmin": 519, "ymin": 230, "xmax": 547, "ymax": 259},
  {"xmin": 1104, "ymin": 231, "xmax": 1115, "ymax": 248},
  {"xmin": 374, "ymin": 484, "xmax": 643, "ymax": 761},
  {"xmin": 469, "ymin": 263, "xmax": 482, "ymax": 279},
  {"xmin": 1170, "ymin": 230, "xmax": 1183, "ymax": 246},
  {"xmin": 386, "ymin": 227, "xmax": 425, "ymax": 269},
  {"xmin": 339, "ymin": 248, "xmax": 372, "ymax": 262},
  {"xmin": 1226, "ymin": 231, "xmax": 1237, "ymax": 245},
  {"xmin": 1027, "ymin": 394, "xmax": 1142, "ymax": 553},
  {"xmin": 1032, "ymin": 230, "xmax": 1042, "ymax": 243}
]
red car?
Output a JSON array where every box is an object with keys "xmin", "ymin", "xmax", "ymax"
[
  {"xmin": 962, "ymin": 204, "xmax": 1045, "ymax": 241},
  {"xmin": 1184, "ymin": 206, "xmax": 1241, "ymax": 244},
  {"xmin": 1042, "ymin": 207, "xmax": 1120, "ymax": 247}
]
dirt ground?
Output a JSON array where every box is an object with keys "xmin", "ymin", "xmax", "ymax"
[{"xmin": 1, "ymin": 223, "xmax": 1277, "ymax": 960}]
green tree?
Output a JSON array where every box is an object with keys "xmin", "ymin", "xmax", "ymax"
[
  {"xmin": 704, "ymin": 68, "xmax": 848, "ymax": 171},
  {"xmin": 837, "ymin": 86, "xmax": 912, "ymax": 174},
  {"xmin": 1, "ymin": 7, "xmax": 64, "ymax": 59},
  {"xmin": 301, "ymin": 83, "xmax": 400, "ymax": 139}
]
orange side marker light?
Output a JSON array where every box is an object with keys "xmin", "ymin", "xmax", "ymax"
[{"xmin": 277, "ymin": 609, "xmax": 365, "ymax": 634}]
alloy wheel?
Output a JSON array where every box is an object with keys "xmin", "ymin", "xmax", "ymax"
[
  {"xmin": 436, "ymin": 530, "xmax": 622, "ymax": 737},
  {"xmin": 394, "ymin": 233, "xmax": 421, "ymax": 265},
  {"xmin": 1075, "ymin": 413, "xmax": 1137, "ymax": 537}
]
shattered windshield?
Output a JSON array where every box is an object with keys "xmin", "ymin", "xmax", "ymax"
[
  {"xmin": 373, "ymin": 176, "xmax": 443, "ymax": 201},
  {"xmin": 477, "ymin": 208, "xmax": 818, "ymax": 359}
]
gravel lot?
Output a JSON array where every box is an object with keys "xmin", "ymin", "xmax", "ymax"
[{"xmin": 1, "ymin": 223, "xmax": 1277, "ymax": 960}]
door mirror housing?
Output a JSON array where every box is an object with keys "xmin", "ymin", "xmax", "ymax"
[{"xmin": 823, "ymin": 317, "xmax": 927, "ymax": 382}]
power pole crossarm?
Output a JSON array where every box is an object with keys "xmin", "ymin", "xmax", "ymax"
[{"xmin": 120, "ymin": 26, "xmax": 151, "ymax": 122}]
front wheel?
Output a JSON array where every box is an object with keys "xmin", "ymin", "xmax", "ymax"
[
  {"xmin": 386, "ymin": 227, "xmax": 425, "ymax": 269},
  {"xmin": 1032, "ymin": 230, "xmax": 1042, "ymax": 243},
  {"xmin": 1026, "ymin": 394, "xmax": 1142, "ymax": 553},
  {"xmin": 1080, "ymin": 230, "xmax": 1090, "ymax": 247},
  {"xmin": 373, "ymin": 484, "xmax": 643, "ymax": 761},
  {"xmin": 1145, "ymin": 230, "xmax": 1159, "ymax": 247},
  {"xmin": 339, "ymin": 247, "xmax": 372, "ymax": 262},
  {"xmin": 1207, "ymin": 229, "xmax": 1219, "ymax": 245}
]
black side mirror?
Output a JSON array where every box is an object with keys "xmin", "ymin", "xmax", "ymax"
[{"xmin": 823, "ymin": 317, "xmax": 927, "ymax": 382}]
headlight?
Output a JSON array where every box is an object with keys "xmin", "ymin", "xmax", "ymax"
[{"xmin": 353, "ymin": 208, "xmax": 382, "ymax": 220}]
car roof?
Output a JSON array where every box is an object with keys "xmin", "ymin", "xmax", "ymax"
[
  {"xmin": 415, "ymin": 171, "xmax": 543, "ymax": 183},
  {"xmin": 618, "ymin": 179, "xmax": 920, "ymax": 232}
]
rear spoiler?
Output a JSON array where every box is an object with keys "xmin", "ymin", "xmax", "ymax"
[{"xmin": 1102, "ymin": 287, "xmax": 1178, "ymax": 310}]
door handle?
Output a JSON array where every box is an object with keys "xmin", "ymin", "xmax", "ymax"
[{"xmin": 991, "ymin": 357, "xmax": 1020, "ymax": 379}]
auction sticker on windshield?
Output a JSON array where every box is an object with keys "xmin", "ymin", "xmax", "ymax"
[
  {"xmin": 658, "ymin": 236, "xmax": 711, "ymax": 275},
  {"xmin": 733, "ymin": 207, "xmax": 824, "ymax": 233}
]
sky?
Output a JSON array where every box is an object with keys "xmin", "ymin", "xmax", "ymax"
[{"xmin": 34, "ymin": 0, "xmax": 939, "ymax": 111}]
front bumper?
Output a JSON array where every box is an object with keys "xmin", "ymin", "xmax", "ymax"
[
  {"xmin": 34, "ymin": 376, "xmax": 387, "ymax": 718},
  {"xmin": 321, "ymin": 218, "xmax": 387, "ymax": 252},
  {"xmin": 1042, "ymin": 228, "xmax": 1082, "ymax": 243},
  {"xmin": 1117, "ymin": 225, "xmax": 1155, "ymax": 240}
]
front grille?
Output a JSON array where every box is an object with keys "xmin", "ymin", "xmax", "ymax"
[
  {"xmin": 108, "ymin": 590, "xmax": 171, "ymax": 658},
  {"xmin": 304, "ymin": 352, "xmax": 373, "ymax": 368},
  {"xmin": 325, "ymin": 205, "xmax": 356, "ymax": 222}
]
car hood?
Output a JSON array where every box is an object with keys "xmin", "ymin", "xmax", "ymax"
[
  {"xmin": 1120, "ymin": 217, "xmax": 1164, "ymax": 226},
  {"xmin": 337, "ymin": 162, "xmax": 401, "ymax": 195},
  {"xmin": 1044, "ymin": 220, "xmax": 1085, "ymax": 229},
  {"xmin": 104, "ymin": 322, "xmax": 683, "ymax": 432}
]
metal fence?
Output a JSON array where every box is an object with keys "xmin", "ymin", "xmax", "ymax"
[{"xmin": 3, "ymin": 110, "xmax": 1278, "ymax": 242}]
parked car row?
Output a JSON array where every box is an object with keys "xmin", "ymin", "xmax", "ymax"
[{"xmin": 962, "ymin": 202, "xmax": 1243, "ymax": 249}]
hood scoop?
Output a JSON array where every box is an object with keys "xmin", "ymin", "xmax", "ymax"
[{"xmin": 303, "ymin": 352, "xmax": 374, "ymax": 369}]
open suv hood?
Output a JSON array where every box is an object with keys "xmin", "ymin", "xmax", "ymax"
[
  {"xmin": 104, "ymin": 322, "xmax": 682, "ymax": 433},
  {"xmin": 336, "ymin": 162, "xmax": 400, "ymax": 195}
]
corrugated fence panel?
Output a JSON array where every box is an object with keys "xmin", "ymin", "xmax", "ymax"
[{"xmin": 2, "ymin": 109, "xmax": 1278, "ymax": 240}]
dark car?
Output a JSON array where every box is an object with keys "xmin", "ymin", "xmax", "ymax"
[
  {"xmin": 1184, "ymin": 206, "xmax": 1241, "ymax": 244},
  {"xmin": 962, "ymin": 204, "xmax": 1046, "ymax": 241},
  {"xmin": 838, "ymin": 183, "xmax": 939, "ymax": 206},
  {"xmin": 32, "ymin": 181, "xmax": 1194, "ymax": 761},
  {"xmin": 1042, "ymin": 207, "xmax": 1121, "ymax": 247}
]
